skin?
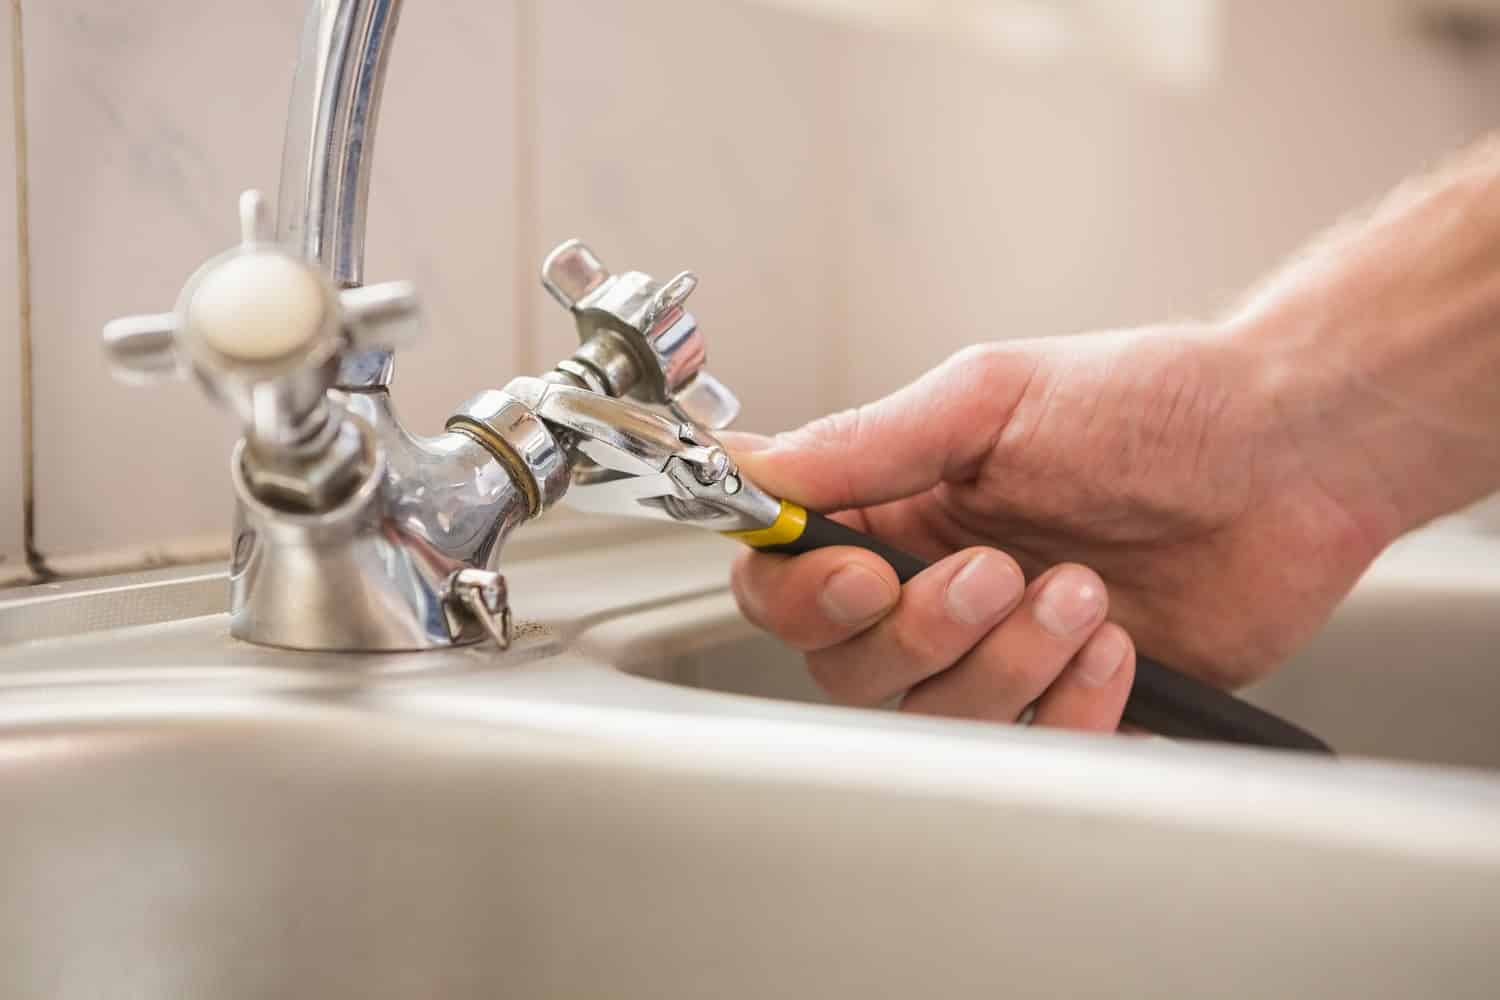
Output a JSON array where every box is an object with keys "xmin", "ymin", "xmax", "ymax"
[{"xmin": 727, "ymin": 136, "xmax": 1500, "ymax": 733}]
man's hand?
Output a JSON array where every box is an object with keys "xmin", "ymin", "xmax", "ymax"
[
  {"xmin": 729, "ymin": 136, "xmax": 1500, "ymax": 730},
  {"xmin": 727, "ymin": 325, "xmax": 1395, "ymax": 725}
]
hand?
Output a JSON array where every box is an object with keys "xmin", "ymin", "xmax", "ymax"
[
  {"xmin": 725, "ymin": 324, "xmax": 1400, "ymax": 728},
  {"xmin": 730, "ymin": 137, "xmax": 1500, "ymax": 732},
  {"xmin": 730, "ymin": 527, "xmax": 1135, "ymax": 729}
]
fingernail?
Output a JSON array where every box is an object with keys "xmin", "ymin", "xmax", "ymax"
[
  {"xmin": 819, "ymin": 564, "xmax": 898, "ymax": 626},
  {"xmin": 1033, "ymin": 567, "xmax": 1106, "ymax": 637},
  {"xmin": 1074, "ymin": 628, "xmax": 1128, "ymax": 687},
  {"xmin": 944, "ymin": 552, "xmax": 1023, "ymax": 625}
]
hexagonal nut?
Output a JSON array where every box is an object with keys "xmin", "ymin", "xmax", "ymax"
[{"xmin": 241, "ymin": 418, "xmax": 372, "ymax": 512}]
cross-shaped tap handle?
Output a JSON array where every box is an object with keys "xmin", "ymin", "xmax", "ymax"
[
  {"xmin": 540, "ymin": 239, "xmax": 741, "ymax": 430},
  {"xmin": 102, "ymin": 189, "xmax": 422, "ymax": 446}
]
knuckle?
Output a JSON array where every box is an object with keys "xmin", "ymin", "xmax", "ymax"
[
  {"xmin": 944, "ymin": 342, "xmax": 1005, "ymax": 372},
  {"xmin": 807, "ymin": 648, "xmax": 897, "ymax": 708},
  {"xmin": 940, "ymin": 342, "xmax": 1025, "ymax": 390},
  {"xmin": 809, "ymin": 624, "xmax": 945, "ymax": 709},
  {"xmin": 788, "ymin": 404, "xmax": 868, "ymax": 453},
  {"xmin": 806, "ymin": 653, "xmax": 862, "ymax": 705},
  {"xmin": 975, "ymin": 641, "xmax": 1053, "ymax": 697},
  {"xmin": 884, "ymin": 613, "xmax": 950, "ymax": 670}
]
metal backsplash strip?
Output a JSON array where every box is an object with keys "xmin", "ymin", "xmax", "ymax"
[{"xmin": 0, "ymin": 563, "xmax": 229, "ymax": 644}]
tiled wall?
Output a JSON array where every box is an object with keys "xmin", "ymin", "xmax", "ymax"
[
  {"xmin": 840, "ymin": 0, "xmax": 1498, "ymax": 398},
  {"xmin": 1, "ymin": 0, "xmax": 1497, "ymax": 583}
]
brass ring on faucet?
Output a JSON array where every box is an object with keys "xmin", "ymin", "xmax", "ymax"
[{"xmin": 447, "ymin": 389, "xmax": 569, "ymax": 517}]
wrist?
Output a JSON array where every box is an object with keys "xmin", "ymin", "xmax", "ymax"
[
  {"xmin": 1223, "ymin": 279, "xmax": 1500, "ymax": 545},
  {"xmin": 1221, "ymin": 137, "xmax": 1500, "ymax": 540}
]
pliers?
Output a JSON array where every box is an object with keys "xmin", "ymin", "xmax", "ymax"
[{"xmin": 523, "ymin": 380, "xmax": 1332, "ymax": 754}]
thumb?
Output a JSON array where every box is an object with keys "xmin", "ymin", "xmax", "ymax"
[{"xmin": 720, "ymin": 346, "xmax": 1025, "ymax": 512}]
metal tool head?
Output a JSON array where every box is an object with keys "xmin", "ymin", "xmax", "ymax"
[{"xmin": 504, "ymin": 377, "xmax": 780, "ymax": 532}]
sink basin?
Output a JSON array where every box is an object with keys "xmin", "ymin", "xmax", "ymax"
[
  {"xmin": 1246, "ymin": 528, "xmax": 1500, "ymax": 770},
  {"xmin": 2, "ymin": 530, "xmax": 1499, "ymax": 998}
]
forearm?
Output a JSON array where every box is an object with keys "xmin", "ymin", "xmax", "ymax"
[{"xmin": 1228, "ymin": 134, "xmax": 1500, "ymax": 539}]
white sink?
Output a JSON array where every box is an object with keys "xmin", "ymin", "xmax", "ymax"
[
  {"xmin": 1, "ymin": 529, "xmax": 1497, "ymax": 999},
  {"xmin": 630, "ymin": 530, "xmax": 1500, "ymax": 772},
  {"xmin": 1247, "ymin": 528, "xmax": 1500, "ymax": 770}
]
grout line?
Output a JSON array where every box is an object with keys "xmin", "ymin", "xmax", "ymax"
[
  {"xmin": 511, "ymin": 0, "xmax": 538, "ymax": 377},
  {"xmin": 9, "ymin": 0, "xmax": 46, "ymax": 582}
]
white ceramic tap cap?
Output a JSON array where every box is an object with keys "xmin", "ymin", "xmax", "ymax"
[{"xmin": 189, "ymin": 252, "xmax": 326, "ymax": 362}]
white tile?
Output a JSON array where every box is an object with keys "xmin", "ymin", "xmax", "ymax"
[
  {"xmin": 837, "ymin": 0, "xmax": 1493, "ymax": 403},
  {"xmin": 361, "ymin": 0, "xmax": 522, "ymax": 436},
  {"xmin": 26, "ymin": 1, "xmax": 298, "ymax": 564},
  {"xmin": 25, "ymin": 0, "xmax": 520, "ymax": 566},
  {"xmin": 531, "ymin": 0, "xmax": 844, "ymax": 436},
  {"xmin": 18, "ymin": 0, "xmax": 1499, "ymax": 574},
  {"xmin": 1, "ymin": 7, "xmax": 25, "ymax": 584}
]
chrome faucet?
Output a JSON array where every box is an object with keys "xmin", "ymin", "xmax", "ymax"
[{"xmin": 98, "ymin": 0, "xmax": 744, "ymax": 652}]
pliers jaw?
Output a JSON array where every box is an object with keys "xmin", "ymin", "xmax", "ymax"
[{"xmin": 506, "ymin": 378, "xmax": 781, "ymax": 533}]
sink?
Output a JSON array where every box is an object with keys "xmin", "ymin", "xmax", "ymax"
[
  {"xmin": 2, "ymin": 529, "xmax": 1499, "ymax": 998},
  {"xmin": 1246, "ymin": 528, "xmax": 1500, "ymax": 770},
  {"xmin": 627, "ymin": 531, "xmax": 1500, "ymax": 772},
  {"xmin": 608, "ymin": 528, "xmax": 1500, "ymax": 772}
]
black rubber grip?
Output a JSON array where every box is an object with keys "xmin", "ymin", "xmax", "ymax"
[
  {"xmin": 761, "ymin": 510, "xmax": 932, "ymax": 580},
  {"xmin": 757, "ymin": 510, "xmax": 1332, "ymax": 754}
]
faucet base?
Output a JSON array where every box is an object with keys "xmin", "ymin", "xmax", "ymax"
[{"xmin": 226, "ymin": 430, "xmax": 501, "ymax": 653}]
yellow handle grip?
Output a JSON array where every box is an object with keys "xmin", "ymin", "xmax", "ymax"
[{"xmin": 721, "ymin": 500, "xmax": 807, "ymax": 548}]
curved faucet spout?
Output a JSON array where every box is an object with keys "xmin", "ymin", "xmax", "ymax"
[{"xmin": 277, "ymin": 0, "xmax": 404, "ymax": 388}]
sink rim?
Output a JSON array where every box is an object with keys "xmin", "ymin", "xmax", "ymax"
[
  {"xmin": 2, "ymin": 533, "xmax": 1499, "ymax": 872},
  {"xmin": 2, "ymin": 638, "xmax": 1499, "ymax": 869}
]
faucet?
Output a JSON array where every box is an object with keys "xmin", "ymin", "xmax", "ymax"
[
  {"xmin": 98, "ymin": 0, "xmax": 743, "ymax": 652},
  {"xmin": 89, "ymin": 0, "xmax": 1336, "ymax": 754}
]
